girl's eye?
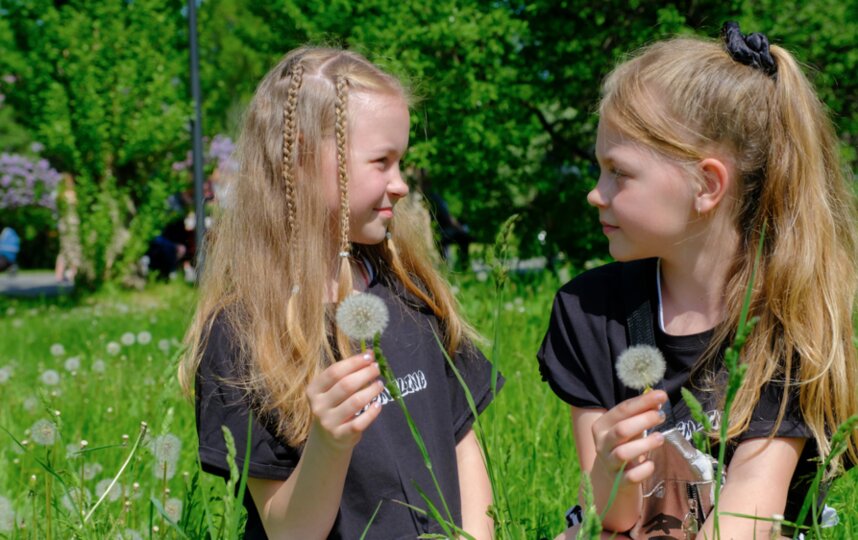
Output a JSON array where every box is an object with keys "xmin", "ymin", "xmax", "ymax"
[{"xmin": 610, "ymin": 168, "xmax": 626, "ymax": 179}]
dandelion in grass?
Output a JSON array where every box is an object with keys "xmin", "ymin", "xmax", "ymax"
[
  {"xmin": 137, "ymin": 331, "xmax": 152, "ymax": 345},
  {"xmin": 164, "ymin": 497, "xmax": 183, "ymax": 522},
  {"xmin": 22, "ymin": 396, "xmax": 38, "ymax": 412},
  {"xmin": 50, "ymin": 343, "xmax": 65, "ymax": 357},
  {"xmin": 95, "ymin": 479, "xmax": 122, "ymax": 502},
  {"xmin": 30, "ymin": 419, "xmax": 58, "ymax": 446},
  {"xmin": 83, "ymin": 463, "xmax": 103, "ymax": 481},
  {"xmin": 0, "ymin": 495, "xmax": 14, "ymax": 532},
  {"xmin": 157, "ymin": 339, "xmax": 170, "ymax": 353},
  {"xmin": 106, "ymin": 341, "xmax": 121, "ymax": 356},
  {"xmin": 149, "ymin": 433, "xmax": 181, "ymax": 479},
  {"xmin": 336, "ymin": 292, "xmax": 389, "ymax": 342},
  {"xmin": 66, "ymin": 443, "xmax": 82, "ymax": 459},
  {"xmin": 40, "ymin": 369, "xmax": 60, "ymax": 386},
  {"xmin": 92, "ymin": 359, "xmax": 106, "ymax": 373},
  {"xmin": 61, "ymin": 486, "xmax": 91, "ymax": 513},
  {"xmin": 616, "ymin": 345, "xmax": 666, "ymax": 393},
  {"xmin": 64, "ymin": 356, "xmax": 81, "ymax": 372},
  {"xmin": 120, "ymin": 332, "xmax": 135, "ymax": 346},
  {"xmin": 0, "ymin": 366, "xmax": 11, "ymax": 384}
]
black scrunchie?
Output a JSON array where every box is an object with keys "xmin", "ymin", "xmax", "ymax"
[{"xmin": 721, "ymin": 21, "xmax": 777, "ymax": 78}]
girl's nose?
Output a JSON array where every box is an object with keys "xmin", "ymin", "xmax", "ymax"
[
  {"xmin": 388, "ymin": 168, "xmax": 409, "ymax": 199},
  {"xmin": 587, "ymin": 175, "xmax": 609, "ymax": 208}
]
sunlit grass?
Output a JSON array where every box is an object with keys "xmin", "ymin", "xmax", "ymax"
[{"xmin": 0, "ymin": 274, "xmax": 855, "ymax": 538}]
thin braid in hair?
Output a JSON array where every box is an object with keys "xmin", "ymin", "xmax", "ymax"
[
  {"xmin": 335, "ymin": 75, "xmax": 351, "ymax": 257},
  {"xmin": 281, "ymin": 64, "xmax": 304, "ymax": 239}
]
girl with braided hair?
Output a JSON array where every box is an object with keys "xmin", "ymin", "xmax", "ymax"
[
  {"xmin": 180, "ymin": 47, "xmax": 499, "ymax": 539},
  {"xmin": 539, "ymin": 23, "xmax": 857, "ymax": 539}
]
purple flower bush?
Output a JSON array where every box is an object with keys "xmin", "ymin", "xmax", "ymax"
[
  {"xmin": 0, "ymin": 151, "xmax": 61, "ymax": 211},
  {"xmin": 171, "ymin": 134, "xmax": 237, "ymax": 175}
]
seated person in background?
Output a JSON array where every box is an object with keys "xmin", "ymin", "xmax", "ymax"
[{"xmin": 0, "ymin": 227, "xmax": 20, "ymax": 273}]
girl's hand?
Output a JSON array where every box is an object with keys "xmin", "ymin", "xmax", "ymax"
[
  {"xmin": 590, "ymin": 390, "xmax": 668, "ymax": 487},
  {"xmin": 306, "ymin": 351, "xmax": 385, "ymax": 452}
]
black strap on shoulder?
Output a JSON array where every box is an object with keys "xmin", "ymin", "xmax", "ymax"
[{"xmin": 621, "ymin": 259, "xmax": 674, "ymax": 426}]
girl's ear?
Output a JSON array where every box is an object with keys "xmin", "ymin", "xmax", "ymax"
[{"xmin": 695, "ymin": 157, "xmax": 732, "ymax": 214}]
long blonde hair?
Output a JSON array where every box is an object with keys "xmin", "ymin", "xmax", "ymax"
[
  {"xmin": 601, "ymin": 37, "xmax": 858, "ymax": 474},
  {"xmin": 180, "ymin": 47, "xmax": 471, "ymax": 447}
]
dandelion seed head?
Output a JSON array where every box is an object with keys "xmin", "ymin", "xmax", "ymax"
[
  {"xmin": 150, "ymin": 434, "xmax": 181, "ymax": 479},
  {"xmin": 0, "ymin": 495, "xmax": 14, "ymax": 532},
  {"xmin": 66, "ymin": 443, "xmax": 81, "ymax": 459},
  {"xmin": 95, "ymin": 479, "xmax": 122, "ymax": 502},
  {"xmin": 335, "ymin": 293, "xmax": 389, "ymax": 341},
  {"xmin": 60, "ymin": 487, "xmax": 91, "ymax": 513},
  {"xmin": 83, "ymin": 463, "xmax": 102, "ymax": 481},
  {"xmin": 30, "ymin": 419, "xmax": 58, "ymax": 446},
  {"xmin": 64, "ymin": 356, "xmax": 81, "ymax": 372},
  {"xmin": 164, "ymin": 498, "xmax": 183, "ymax": 522},
  {"xmin": 157, "ymin": 339, "xmax": 170, "ymax": 352},
  {"xmin": 136, "ymin": 331, "xmax": 152, "ymax": 345},
  {"xmin": 106, "ymin": 342, "xmax": 121, "ymax": 356},
  {"xmin": 50, "ymin": 343, "xmax": 65, "ymax": 357},
  {"xmin": 616, "ymin": 345, "xmax": 666, "ymax": 391},
  {"xmin": 120, "ymin": 332, "xmax": 135, "ymax": 346},
  {"xmin": 0, "ymin": 366, "xmax": 11, "ymax": 384},
  {"xmin": 23, "ymin": 396, "xmax": 39, "ymax": 412},
  {"xmin": 92, "ymin": 359, "xmax": 106, "ymax": 373},
  {"xmin": 40, "ymin": 369, "xmax": 60, "ymax": 386}
]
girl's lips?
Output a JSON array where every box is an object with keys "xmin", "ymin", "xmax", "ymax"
[
  {"xmin": 375, "ymin": 207, "xmax": 394, "ymax": 218},
  {"xmin": 601, "ymin": 223, "xmax": 619, "ymax": 234}
]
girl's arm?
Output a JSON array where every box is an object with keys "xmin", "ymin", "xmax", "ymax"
[
  {"xmin": 456, "ymin": 429, "xmax": 494, "ymax": 539},
  {"xmin": 247, "ymin": 352, "xmax": 384, "ymax": 539},
  {"xmin": 697, "ymin": 437, "xmax": 805, "ymax": 540},
  {"xmin": 571, "ymin": 390, "xmax": 668, "ymax": 533}
]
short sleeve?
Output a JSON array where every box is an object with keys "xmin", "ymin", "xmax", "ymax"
[
  {"xmin": 737, "ymin": 380, "xmax": 812, "ymax": 441},
  {"xmin": 447, "ymin": 340, "xmax": 504, "ymax": 443},
  {"xmin": 536, "ymin": 264, "xmax": 633, "ymax": 410},
  {"xmin": 195, "ymin": 318, "xmax": 301, "ymax": 480}
]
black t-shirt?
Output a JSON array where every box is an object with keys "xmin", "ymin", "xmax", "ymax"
[
  {"xmin": 537, "ymin": 259, "xmax": 816, "ymax": 524},
  {"xmin": 195, "ymin": 272, "xmax": 503, "ymax": 539}
]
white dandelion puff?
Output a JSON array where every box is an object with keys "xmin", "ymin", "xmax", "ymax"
[
  {"xmin": 40, "ymin": 369, "xmax": 61, "ymax": 386},
  {"xmin": 95, "ymin": 479, "xmax": 122, "ymax": 502},
  {"xmin": 149, "ymin": 434, "xmax": 181, "ymax": 480},
  {"xmin": 64, "ymin": 356, "xmax": 81, "ymax": 372},
  {"xmin": 60, "ymin": 487, "xmax": 91, "ymax": 513},
  {"xmin": 30, "ymin": 419, "xmax": 58, "ymax": 446},
  {"xmin": 22, "ymin": 396, "xmax": 38, "ymax": 412},
  {"xmin": 92, "ymin": 359, "xmax": 106, "ymax": 373},
  {"xmin": 66, "ymin": 443, "xmax": 82, "ymax": 459},
  {"xmin": 0, "ymin": 366, "xmax": 11, "ymax": 384},
  {"xmin": 120, "ymin": 332, "xmax": 135, "ymax": 346},
  {"xmin": 106, "ymin": 342, "xmax": 121, "ymax": 356},
  {"xmin": 164, "ymin": 498, "xmax": 183, "ymax": 522},
  {"xmin": 157, "ymin": 339, "xmax": 170, "ymax": 352},
  {"xmin": 83, "ymin": 463, "xmax": 103, "ymax": 481},
  {"xmin": 616, "ymin": 345, "xmax": 666, "ymax": 392},
  {"xmin": 335, "ymin": 293, "xmax": 389, "ymax": 341},
  {"xmin": 136, "ymin": 331, "xmax": 152, "ymax": 345},
  {"xmin": 50, "ymin": 343, "xmax": 65, "ymax": 357},
  {"xmin": 0, "ymin": 495, "xmax": 14, "ymax": 532}
]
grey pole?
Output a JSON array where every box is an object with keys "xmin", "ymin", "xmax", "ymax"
[{"xmin": 188, "ymin": 0, "xmax": 206, "ymax": 277}]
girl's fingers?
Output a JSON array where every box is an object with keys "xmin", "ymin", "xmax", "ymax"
[
  {"xmin": 600, "ymin": 390, "xmax": 667, "ymax": 426},
  {"xmin": 607, "ymin": 431, "xmax": 665, "ymax": 470},
  {"xmin": 309, "ymin": 351, "xmax": 376, "ymax": 394},
  {"xmin": 329, "ymin": 379, "xmax": 386, "ymax": 426},
  {"xmin": 623, "ymin": 459, "xmax": 656, "ymax": 484},
  {"xmin": 599, "ymin": 409, "xmax": 666, "ymax": 450},
  {"xmin": 320, "ymin": 361, "xmax": 381, "ymax": 408},
  {"xmin": 339, "ymin": 395, "xmax": 384, "ymax": 435}
]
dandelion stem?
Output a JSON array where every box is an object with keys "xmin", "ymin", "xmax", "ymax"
[{"xmin": 84, "ymin": 421, "xmax": 148, "ymax": 524}]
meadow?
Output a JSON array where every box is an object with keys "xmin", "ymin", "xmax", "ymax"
[{"xmin": 0, "ymin": 268, "xmax": 856, "ymax": 539}]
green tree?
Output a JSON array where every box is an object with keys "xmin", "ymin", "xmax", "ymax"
[{"xmin": 0, "ymin": 0, "xmax": 191, "ymax": 286}]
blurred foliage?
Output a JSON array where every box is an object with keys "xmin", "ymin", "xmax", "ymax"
[{"xmin": 1, "ymin": 0, "xmax": 856, "ymax": 284}]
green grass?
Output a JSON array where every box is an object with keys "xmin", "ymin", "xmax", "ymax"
[{"xmin": 0, "ymin": 273, "xmax": 856, "ymax": 538}]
